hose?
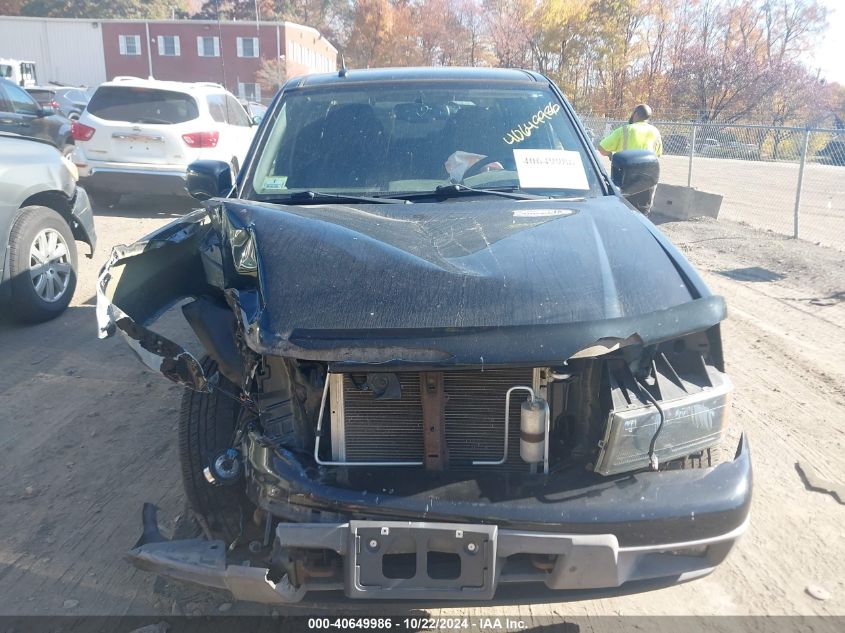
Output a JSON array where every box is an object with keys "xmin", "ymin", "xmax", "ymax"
[{"xmin": 635, "ymin": 377, "xmax": 666, "ymax": 471}]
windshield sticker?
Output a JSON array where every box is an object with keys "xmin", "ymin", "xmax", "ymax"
[
  {"xmin": 503, "ymin": 103, "xmax": 561, "ymax": 145},
  {"xmin": 261, "ymin": 176, "xmax": 287, "ymax": 191},
  {"xmin": 513, "ymin": 149, "xmax": 590, "ymax": 190}
]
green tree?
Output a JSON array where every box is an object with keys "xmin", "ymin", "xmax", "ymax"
[
  {"xmin": 196, "ymin": 0, "xmax": 281, "ymax": 21},
  {"xmin": 531, "ymin": 0, "xmax": 592, "ymax": 92}
]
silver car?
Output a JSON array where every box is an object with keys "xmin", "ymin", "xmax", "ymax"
[{"xmin": 0, "ymin": 132, "xmax": 96, "ymax": 322}]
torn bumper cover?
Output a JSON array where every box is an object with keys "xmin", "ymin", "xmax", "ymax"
[
  {"xmin": 128, "ymin": 437, "xmax": 751, "ymax": 602},
  {"xmin": 96, "ymin": 209, "xmax": 212, "ymax": 391},
  {"xmin": 96, "ymin": 197, "xmax": 725, "ymax": 389}
]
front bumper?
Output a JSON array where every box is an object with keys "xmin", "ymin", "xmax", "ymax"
[
  {"xmin": 129, "ymin": 516, "xmax": 747, "ymax": 604},
  {"xmin": 127, "ymin": 437, "xmax": 751, "ymax": 603},
  {"xmin": 249, "ymin": 434, "xmax": 752, "ymax": 548}
]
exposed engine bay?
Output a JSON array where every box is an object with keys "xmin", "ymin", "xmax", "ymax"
[{"xmin": 246, "ymin": 335, "xmax": 731, "ymax": 485}]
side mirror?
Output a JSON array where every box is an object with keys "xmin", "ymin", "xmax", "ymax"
[
  {"xmin": 611, "ymin": 150, "xmax": 660, "ymax": 196},
  {"xmin": 251, "ymin": 114, "xmax": 262, "ymax": 126},
  {"xmin": 186, "ymin": 160, "xmax": 233, "ymax": 201},
  {"xmin": 35, "ymin": 107, "xmax": 51, "ymax": 117}
]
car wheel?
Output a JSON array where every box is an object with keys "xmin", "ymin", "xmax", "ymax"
[
  {"xmin": 179, "ymin": 356, "xmax": 253, "ymax": 543},
  {"xmin": 90, "ymin": 190, "xmax": 121, "ymax": 208},
  {"xmin": 8, "ymin": 206, "xmax": 78, "ymax": 323}
]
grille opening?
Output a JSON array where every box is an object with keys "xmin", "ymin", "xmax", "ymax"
[
  {"xmin": 427, "ymin": 551, "xmax": 462, "ymax": 579},
  {"xmin": 382, "ymin": 552, "xmax": 416, "ymax": 579}
]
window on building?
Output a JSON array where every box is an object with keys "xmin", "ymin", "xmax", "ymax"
[
  {"xmin": 237, "ymin": 37, "xmax": 259, "ymax": 58},
  {"xmin": 157, "ymin": 35, "xmax": 181, "ymax": 57},
  {"xmin": 238, "ymin": 82, "xmax": 260, "ymax": 102},
  {"xmin": 197, "ymin": 36, "xmax": 220, "ymax": 57},
  {"xmin": 119, "ymin": 35, "xmax": 142, "ymax": 56}
]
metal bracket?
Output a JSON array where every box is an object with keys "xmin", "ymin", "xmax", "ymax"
[{"xmin": 420, "ymin": 371, "xmax": 449, "ymax": 470}]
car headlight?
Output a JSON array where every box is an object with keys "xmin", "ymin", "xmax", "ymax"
[{"xmin": 594, "ymin": 370, "xmax": 732, "ymax": 476}]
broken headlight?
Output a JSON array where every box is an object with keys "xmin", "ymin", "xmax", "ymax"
[{"xmin": 594, "ymin": 364, "xmax": 732, "ymax": 476}]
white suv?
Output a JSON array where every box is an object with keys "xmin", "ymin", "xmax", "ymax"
[{"xmin": 72, "ymin": 78, "xmax": 257, "ymax": 206}]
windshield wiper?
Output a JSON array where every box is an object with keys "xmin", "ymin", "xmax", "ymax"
[
  {"xmin": 388, "ymin": 184, "xmax": 550, "ymax": 202},
  {"xmin": 269, "ymin": 190, "xmax": 409, "ymax": 205}
]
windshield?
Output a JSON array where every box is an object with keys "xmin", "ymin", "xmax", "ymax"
[{"xmin": 248, "ymin": 82, "xmax": 601, "ymax": 200}]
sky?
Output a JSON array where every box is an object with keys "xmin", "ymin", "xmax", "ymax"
[{"xmin": 809, "ymin": 0, "xmax": 845, "ymax": 84}]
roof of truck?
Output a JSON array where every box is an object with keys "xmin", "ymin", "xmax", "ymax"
[{"xmin": 286, "ymin": 66, "xmax": 547, "ymax": 88}]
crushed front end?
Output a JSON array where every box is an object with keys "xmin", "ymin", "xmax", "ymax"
[{"xmin": 99, "ymin": 198, "xmax": 751, "ymax": 603}]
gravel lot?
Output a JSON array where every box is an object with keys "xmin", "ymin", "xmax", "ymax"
[{"xmin": 0, "ymin": 195, "xmax": 843, "ymax": 619}]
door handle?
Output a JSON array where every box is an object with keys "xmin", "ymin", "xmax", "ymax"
[{"xmin": 0, "ymin": 118, "xmax": 15, "ymax": 124}]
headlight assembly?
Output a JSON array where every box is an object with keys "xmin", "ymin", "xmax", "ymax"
[{"xmin": 594, "ymin": 370, "xmax": 732, "ymax": 476}]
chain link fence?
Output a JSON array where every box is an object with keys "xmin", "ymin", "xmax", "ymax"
[{"xmin": 581, "ymin": 118, "xmax": 845, "ymax": 251}]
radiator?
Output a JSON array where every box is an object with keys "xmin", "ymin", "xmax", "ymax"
[{"xmin": 331, "ymin": 368, "xmax": 534, "ymax": 467}]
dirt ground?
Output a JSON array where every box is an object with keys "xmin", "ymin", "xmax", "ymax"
[{"xmin": 0, "ymin": 196, "xmax": 843, "ymax": 618}]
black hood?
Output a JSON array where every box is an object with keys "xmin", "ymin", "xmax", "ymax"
[
  {"xmin": 213, "ymin": 195, "xmax": 719, "ymax": 366},
  {"xmin": 97, "ymin": 194, "xmax": 724, "ymax": 387}
]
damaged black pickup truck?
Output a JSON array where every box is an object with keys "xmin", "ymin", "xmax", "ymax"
[{"xmin": 97, "ymin": 67, "xmax": 750, "ymax": 603}]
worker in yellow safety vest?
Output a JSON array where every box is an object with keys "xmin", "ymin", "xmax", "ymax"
[{"xmin": 597, "ymin": 103, "xmax": 662, "ymax": 215}]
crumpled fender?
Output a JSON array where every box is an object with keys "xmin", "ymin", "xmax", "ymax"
[{"xmin": 96, "ymin": 209, "xmax": 214, "ymax": 391}]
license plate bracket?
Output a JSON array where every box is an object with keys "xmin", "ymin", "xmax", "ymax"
[{"xmin": 347, "ymin": 521, "xmax": 498, "ymax": 599}]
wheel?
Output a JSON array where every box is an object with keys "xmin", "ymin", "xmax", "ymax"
[
  {"xmin": 179, "ymin": 357, "xmax": 253, "ymax": 543},
  {"xmin": 8, "ymin": 206, "xmax": 77, "ymax": 323},
  {"xmin": 89, "ymin": 190, "xmax": 121, "ymax": 208}
]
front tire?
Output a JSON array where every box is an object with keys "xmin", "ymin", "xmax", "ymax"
[
  {"xmin": 179, "ymin": 357, "xmax": 252, "ymax": 543},
  {"xmin": 8, "ymin": 206, "xmax": 77, "ymax": 323}
]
